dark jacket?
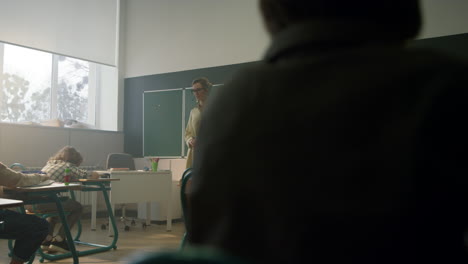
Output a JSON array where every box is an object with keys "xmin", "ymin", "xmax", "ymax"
[{"xmin": 187, "ymin": 20, "xmax": 468, "ymax": 263}]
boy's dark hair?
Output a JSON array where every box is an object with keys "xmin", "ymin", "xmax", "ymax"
[{"xmin": 259, "ymin": 0, "xmax": 421, "ymax": 40}]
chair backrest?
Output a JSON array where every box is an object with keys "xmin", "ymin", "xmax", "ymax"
[
  {"xmin": 106, "ymin": 153, "xmax": 135, "ymax": 170},
  {"xmin": 179, "ymin": 168, "xmax": 193, "ymax": 249},
  {"xmin": 180, "ymin": 169, "xmax": 193, "ymax": 223},
  {"xmin": 181, "ymin": 168, "xmax": 192, "ymax": 182},
  {"xmin": 9, "ymin": 163, "xmax": 26, "ymax": 171}
]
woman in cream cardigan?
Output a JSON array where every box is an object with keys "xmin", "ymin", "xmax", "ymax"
[{"xmin": 185, "ymin": 77, "xmax": 212, "ymax": 169}]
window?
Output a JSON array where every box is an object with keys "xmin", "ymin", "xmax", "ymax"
[
  {"xmin": 57, "ymin": 56, "xmax": 91, "ymax": 123},
  {"xmin": 1, "ymin": 44, "xmax": 52, "ymax": 122},
  {"xmin": 0, "ymin": 42, "xmax": 97, "ymax": 126}
]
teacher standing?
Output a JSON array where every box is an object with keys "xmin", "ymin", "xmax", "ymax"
[{"xmin": 185, "ymin": 77, "xmax": 212, "ymax": 169}]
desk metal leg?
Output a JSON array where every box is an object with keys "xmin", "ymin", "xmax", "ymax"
[
  {"xmin": 91, "ymin": 192, "xmax": 97, "ymax": 231},
  {"xmin": 167, "ymin": 198, "xmax": 172, "ymax": 231},
  {"xmin": 73, "ymin": 183, "xmax": 118, "ymax": 253},
  {"xmin": 50, "ymin": 194, "xmax": 80, "ymax": 264},
  {"xmin": 109, "ymin": 202, "xmax": 115, "ymax": 237},
  {"xmin": 166, "ymin": 184, "xmax": 173, "ymax": 231},
  {"xmin": 99, "ymin": 183, "xmax": 119, "ymax": 246},
  {"xmin": 69, "ymin": 190, "xmax": 82, "ymax": 241},
  {"xmin": 146, "ymin": 201, "xmax": 151, "ymax": 226}
]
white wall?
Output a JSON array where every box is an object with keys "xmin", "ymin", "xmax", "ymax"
[
  {"xmin": 117, "ymin": 0, "xmax": 126, "ymax": 132},
  {"xmin": 419, "ymin": 0, "xmax": 468, "ymax": 39},
  {"xmin": 0, "ymin": 123, "xmax": 124, "ymax": 167},
  {"xmin": 123, "ymin": 0, "xmax": 269, "ymax": 78},
  {"xmin": 123, "ymin": 0, "xmax": 468, "ymax": 78},
  {"xmin": 97, "ymin": 64, "xmax": 119, "ymax": 131}
]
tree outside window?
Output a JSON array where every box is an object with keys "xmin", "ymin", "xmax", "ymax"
[
  {"xmin": 0, "ymin": 43, "xmax": 93, "ymax": 125},
  {"xmin": 57, "ymin": 56, "xmax": 89, "ymax": 122}
]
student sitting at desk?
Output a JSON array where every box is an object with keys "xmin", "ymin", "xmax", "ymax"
[
  {"xmin": 0, "ymin": 162, "xmax": 50, "ymax": 264},
  {"xmin": 27, "ymin": 146, "xmax": 99, "ymax": 254}
]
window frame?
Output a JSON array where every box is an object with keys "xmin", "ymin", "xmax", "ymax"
[{"xmin": 0, "ymin": 42, "xmax": 97, "ymax": 126}]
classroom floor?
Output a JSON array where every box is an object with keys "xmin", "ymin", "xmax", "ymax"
[{"xmin": 0, "ymin": 217, "xmax": 185, "ymax": 264}]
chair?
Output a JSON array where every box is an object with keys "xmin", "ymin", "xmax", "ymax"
[
  {"xmin": 9, "ymin": 163, "xmax": 26, "ymax": 171},
  {"xmin": 179, "ymin": 168, "xmax": 193, "ymax": 250},
  {"xmin": 106, "ymin": 153, "xmax": 135, "ymax": 170},
  {"xmin": 105, "ymin": 153, "xmax": 136, "ymax": 231}
]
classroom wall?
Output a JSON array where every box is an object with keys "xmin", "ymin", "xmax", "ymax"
[
  {"xmin": 123, "ymin": 0, "xmax": 268, "ymax": 78},
  {"xmin": 419, "ymin": 0, "xmax": 468, "ymax": 39},
  {"xmin": 122, "ymin": 0, "xmax": 468, "ymax": 79},
  {"xmin": 0, "ymin": 122, "xmax": 124, "ymax": 168}
]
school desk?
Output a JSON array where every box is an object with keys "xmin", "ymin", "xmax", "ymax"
[
  {"xmin": 94, "ymin": 170, "xmax": 173, "ymax": 231},
  {"xmin": 4, "ymin": 183, "xmax": 82, "ymax": 263}
]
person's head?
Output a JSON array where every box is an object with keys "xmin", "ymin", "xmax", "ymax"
[
  {"xmin": 259, "ymin": 0, "xmax": 421, "ymax": 41},
  {"xmin": 49, "ymin": 146, "xmax": 83, "ymax": 166},
  {"xmin": 192, "ymin": 77, "xmax": 212, "ymax": 103}
]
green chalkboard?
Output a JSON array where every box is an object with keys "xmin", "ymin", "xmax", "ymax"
[{"xmin": 143, "ymin": 89, "xmax": 183, "ymax": 157}]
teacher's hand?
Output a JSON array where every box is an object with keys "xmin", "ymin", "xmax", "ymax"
[{"xmin": 189, "ymin": 138, "xmax": 196, "ymax": 148}]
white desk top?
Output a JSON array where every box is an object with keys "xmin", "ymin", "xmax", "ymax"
[
  {"xmin": 6, "ymin": 183, "xmax": 82, "ymax": 192},
  {"xmin": 96, "ymin": 170, "xmax": 171, "ymax": 174},
  {"xmin": 0, "ymin": 198, "xmax": 23, "ymax": 209}
]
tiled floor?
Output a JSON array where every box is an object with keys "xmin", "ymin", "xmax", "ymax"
[{"xmin": 0, "ymin": 217, "xmax": 185, "ymax": 263}]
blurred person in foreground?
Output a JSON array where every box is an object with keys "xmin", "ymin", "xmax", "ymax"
[{"xmin": 186, "ymin": 0, "xmax": 468, "ymax": 263}]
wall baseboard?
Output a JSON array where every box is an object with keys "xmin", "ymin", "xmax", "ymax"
[{"xmin": 82, "ymin": 209, "xmax": 183, "ymax": 225}]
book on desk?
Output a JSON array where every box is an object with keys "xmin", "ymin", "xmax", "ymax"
[{"xmin": 109, "ymin": 168, "xmax": 130, "ymax": 171}]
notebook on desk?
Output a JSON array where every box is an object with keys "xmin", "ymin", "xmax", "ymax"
[
  {"xmin": 96, "ymin": 171, "xmax": 111, "ymax": 178},
  {"xmin": 109, "ymin": 168, "xmax": 130, "ymax": 171},
  {"xmin": 21, "ymin": 179, "xmax": 55, "ymax": 187}
]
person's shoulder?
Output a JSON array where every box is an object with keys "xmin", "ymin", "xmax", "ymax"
[
  {"xmin": 190, "ymin": 107, "xmax": 200, "ymax": 114},
  {"xmin": 230, "ymin": 61, "xmax": 277, "ymax": 80},
  {"xmin": 403, "ymin": 47, "xmax": 468, "ymax": 72},
  {"xmin": 66, "ymin": 162, "xmax": 79, "ymax": 169},
  {"xmin": 218, "ymin": 62, "xmax": 273, "ymax": 97},
  {"xmin": 42, "ymin": 160, "xmax": 55, "ymax": 168}
]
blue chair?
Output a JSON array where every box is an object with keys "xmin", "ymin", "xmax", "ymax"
[
  {"xmin": 179, "ymin": 168, "xmax": 193, "ymax": 249},
  {"xmin": 9, "ymin": 163, "xmax": 26, "ymax": 171}
]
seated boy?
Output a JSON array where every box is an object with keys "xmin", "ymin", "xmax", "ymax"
[{"xmin": 29, "ymin": 146, "xmax": 99, "ymax": 253}]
